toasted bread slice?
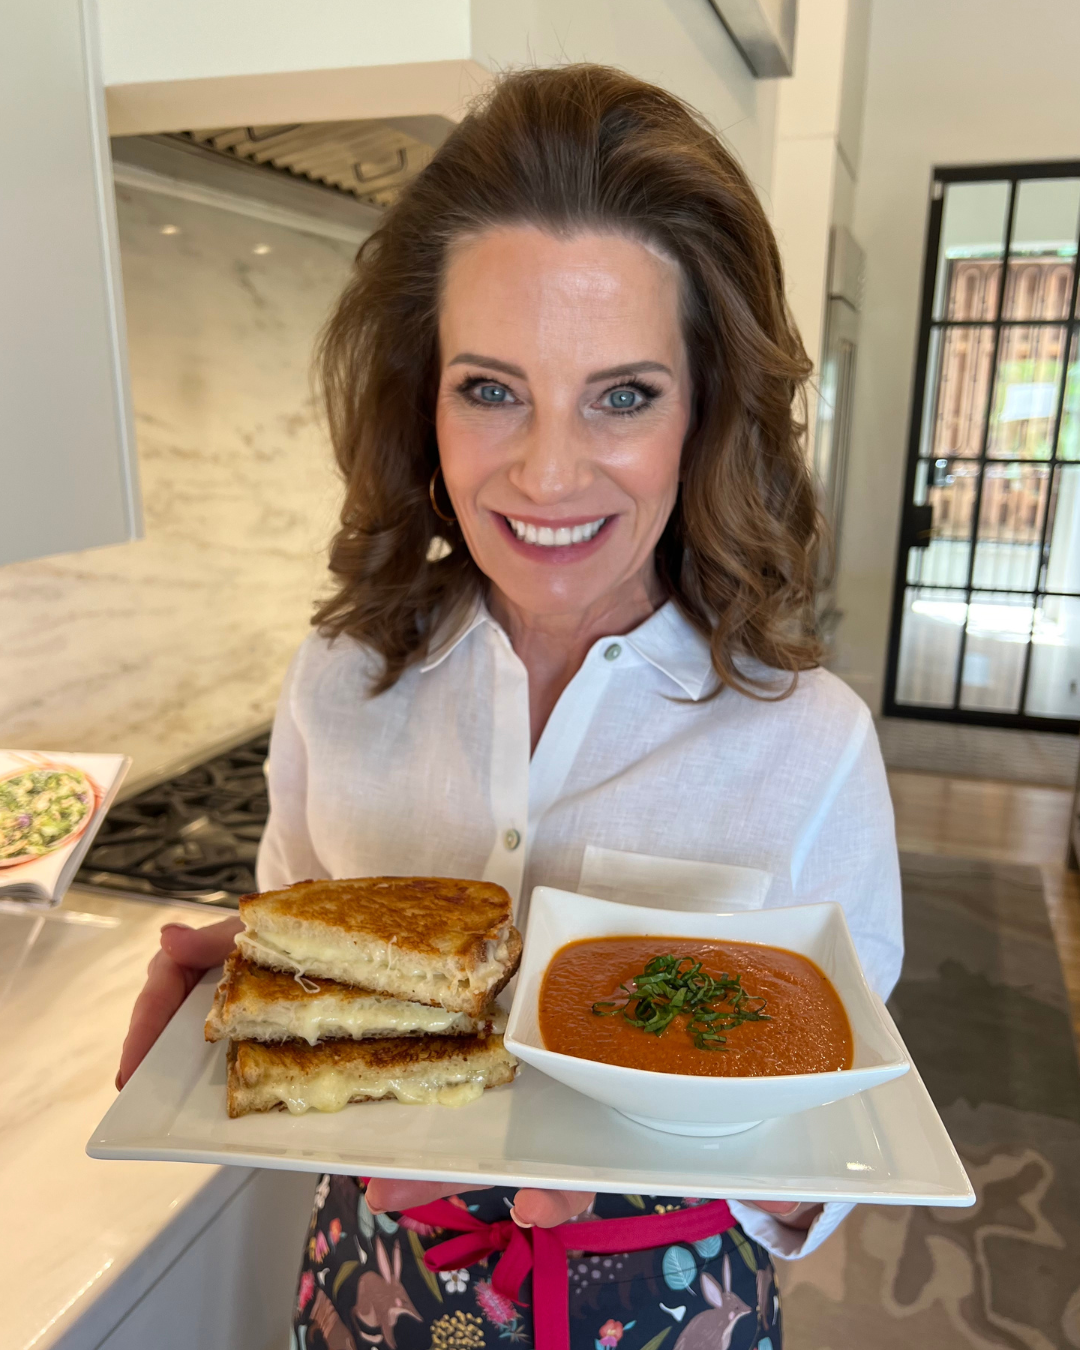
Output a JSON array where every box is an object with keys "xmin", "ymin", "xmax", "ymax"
[
  {"xmin": 226, "ymin": 1033, "xmax": 518, "ymax": 1117},
  {"xmin": 205, "ymin": 951, "xmax": 506, "ymax": 1045},
  {"xmin": 235, "ymin": 876, "xmax": 521, "ymax": 1017}
]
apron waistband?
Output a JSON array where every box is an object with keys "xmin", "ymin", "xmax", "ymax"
[{"xmin": 404, "ymin": 1197, "xmax": 737, "ymax": 1350}]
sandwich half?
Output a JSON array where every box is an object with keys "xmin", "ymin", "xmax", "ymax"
[
  {"xmin": 205, "ymin": 951, "xmax": 506, "ymax": 1045},
  {"xmin": 235, "ymin": 876, "xmax": 521, "ymax": 1017},
  {"xmin": 226, "ymin": 1032, "xmax": 518, "ymax": 1117}
]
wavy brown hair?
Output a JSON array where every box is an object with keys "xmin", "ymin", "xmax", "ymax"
[{"xmin": 315, "ymin": 63, "xmax": 822, "ymax": 696}]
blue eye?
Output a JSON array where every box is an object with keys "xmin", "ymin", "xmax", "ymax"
[
  {"xmin": 607, "ymin": 388, "xmax": 639, "ymax": 409},
  {"xmin": 477, "ymin": 384, "xmax": 509, "ymax": 403}
]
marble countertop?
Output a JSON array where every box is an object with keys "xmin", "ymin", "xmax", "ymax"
[{"xmin": 0, "ymin": 888, "xmax": 245, "ymax": 1350}]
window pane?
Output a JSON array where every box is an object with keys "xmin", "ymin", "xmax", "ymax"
[
  {"xmin": 895, "ymin": 588, "xmax": 966, "ymax": 707},
  {"xmin": 1059, "ymin": 329, "xmax": 1080, "ymax": 460},
  {"xmin": 1003, "ymin": 258, "xmax": 1076, "ymax": 321},
  {"xmin": 987, "ymin": 324, "xmax": 1067, "ymax": 459},
  {"xmin": 933, "ymin": 181, "xmax": 1010, "ymax": 321},
  {"xmin": 930, "ymin": 326, "xmax": 996, "ymax": 457},
  {"xmin": 971, "ymin": 462, "xmax": 1050, "ymax": 591},
  {"xmin": 1024, "ymin": 595, "xmax": 1080, "ymax": 717},
  {"xmin": 1043, "ymin": 464, "xmax": 1080, "ymax": 593},
  {"xmin": 946, "ymin": 259, "xmax": 1001, "ymax": 320},
  {"xmin": 907, "ymin": 459, "xmax": 977, "ymax": 586},
  {"xmin": 958, "ymin": 592, "xmax": 1031, "ymax": 713},
  {"xmin": 1003, "ymin": 178, "xmax": 1080, "ymax": 320}
]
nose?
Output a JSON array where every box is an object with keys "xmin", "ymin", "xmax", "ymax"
[{"xmin": 507, "ymin": 402, "xmax": 595, "ymax": 504}]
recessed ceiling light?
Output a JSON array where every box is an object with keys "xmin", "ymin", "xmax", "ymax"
[
  {"xmin": 253, "ymin": 244, "xmax": 272, "ymax": 255},
  {"xmin": 160, "ymin": 225, "xmax": 180, "ymax": 235}
]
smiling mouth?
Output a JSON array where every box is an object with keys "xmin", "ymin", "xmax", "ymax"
[{"xmin": 504, "ymin": 516, "xmax": 608, "ymax": 547}]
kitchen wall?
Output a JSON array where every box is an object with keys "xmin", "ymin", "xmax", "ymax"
[
  {"xmin": 768, "ymin": 0, "xmax": 869, "ymax": 403},
  {"xmin": 831, "ymin": 0, "xmax": 1080, "ymax": 710},
  {"xmin": 0, "ymin": 182, "xmax": 358, "ymax": 781},
  {"xmin": 98, "ymin": 0, "xmax": 781, "ymax": 206}
]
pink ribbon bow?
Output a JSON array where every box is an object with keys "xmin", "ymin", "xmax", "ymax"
[{"xmin": 404, "ymin": 1196, "xmax": 736, "ymax": 1350}]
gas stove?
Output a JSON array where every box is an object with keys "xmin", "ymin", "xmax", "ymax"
[{"xmin": 75, "ymin": 732, "xmax": 271, "ymax": 907}]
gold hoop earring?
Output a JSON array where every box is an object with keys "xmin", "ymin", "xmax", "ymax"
[{"xmin": 428, "ymin": 465, "xmax": 457, "ymax": 526}]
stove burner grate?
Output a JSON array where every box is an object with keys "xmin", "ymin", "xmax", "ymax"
[{"xmin": 76, "ymin": 732, "xmax": 271, "ymax": 906}]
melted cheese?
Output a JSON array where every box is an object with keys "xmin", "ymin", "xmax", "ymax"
[
  {"xmin": 238, "ymin": 927, "xmax": 511, "ymax": 995},
  {"xmin": 281, "ymin": 1072, "xmax": 489, "ymax": 1115},
  {"xmin": 231, "ymin": 997, "xmax": 482, "ymax": 1046}
]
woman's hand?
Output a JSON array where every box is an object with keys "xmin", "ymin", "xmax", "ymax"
[
  {"xmin": 116, "ymin": 916, "xmax": 243, "ymax": 1089},
  {"xmin": 749, "ymin": 1200, "xmax": 821, "ymax": 1230},
  {"xmin": 365, "ymin": 1180, "xmax": 594, "ymax": 1227},
  {"xmin": 365, "ymin": 1182, "xmax": 820, "ymax": 1232}
]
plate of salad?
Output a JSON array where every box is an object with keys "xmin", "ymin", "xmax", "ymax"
[{"xmin": 0, "ymin": 763, "xmax": 99, "ymax": 867}]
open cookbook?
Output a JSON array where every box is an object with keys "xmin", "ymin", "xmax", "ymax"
[{"xmin": 0, "ymin": 750, "xmax": 131, "ymax": 905}]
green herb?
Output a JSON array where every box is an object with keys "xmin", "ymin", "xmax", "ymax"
[{"xmin": 591, "ymin": 954, "xmax": 770, "ymax": 1050}]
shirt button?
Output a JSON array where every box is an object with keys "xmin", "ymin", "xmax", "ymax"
[
  {"xmin": 604, "ymin": 643, "xmax": 622, "ymax": 661},
  {"xmin": 504, "ymin": 828, "xmax": 521, "ymax": 851}
]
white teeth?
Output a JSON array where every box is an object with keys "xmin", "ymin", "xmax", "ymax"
[{"xmin": 506, "ymin": 517, "xmax": 607, "ymax": 547}]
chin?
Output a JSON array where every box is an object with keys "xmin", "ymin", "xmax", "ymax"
[{"xmin": 488, "ymin": 571, "xmax": 616, "ymax": 618}]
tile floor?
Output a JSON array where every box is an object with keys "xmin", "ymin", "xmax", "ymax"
[{"xmin": 889, "ymin": 769, "xmax": 1080, "ymax": 1043}]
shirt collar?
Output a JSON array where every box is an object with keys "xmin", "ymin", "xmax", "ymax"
[
  {"xmin": 420, "ymin": 595, "xmax": 716, "ymax": 699},
  {"xmin": 419, "ymin": 597, "xmax": 494, "ymax": 672},
  {"xmin": 622, "ymin": 601, "xmax": 716, "ymax": 701}
]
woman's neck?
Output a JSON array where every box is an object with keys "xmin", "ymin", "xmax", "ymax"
[{"xmin": 489, "ymin": 566, "xmax": 665, "ymax": 753}]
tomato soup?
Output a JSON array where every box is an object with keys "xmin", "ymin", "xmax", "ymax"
[{"xmin": 538, "ymin": 936, "xmax": 853, "ymax": 1077}]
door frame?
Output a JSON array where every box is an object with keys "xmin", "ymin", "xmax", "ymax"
[{"xmin": 882, "ymin": 158, "xmax": 1080, "ymax": 734}]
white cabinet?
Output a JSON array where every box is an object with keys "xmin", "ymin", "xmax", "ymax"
[
  {"xmin": 0, "ymin": 0, "xmax": 140, "ymax": 567},
  {"xmin": 91, "ymin": 1170, "xmax": 314, "ymax": 1350}
]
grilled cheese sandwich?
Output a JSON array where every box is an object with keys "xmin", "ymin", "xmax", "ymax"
[
  {"xmin": 205, "ymin": 952, "xmax": 506, "ymax": 1045},
  {"xmin": 226, "ymin": 1032, "xmax": 517, "ymax": 1117},
  {"xmin": 236, "ymin": 876, "xmax": 521, "ymax": 1017}
]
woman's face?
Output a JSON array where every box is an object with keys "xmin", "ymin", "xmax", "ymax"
[{"xmin": 435, "ymin": 226, "xmax": 693, "ymax": 621}]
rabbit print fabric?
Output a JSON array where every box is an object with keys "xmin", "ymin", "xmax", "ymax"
[{"xmin": 292, "ymin": 1176, "xmax": 781, "ymax": 1350}]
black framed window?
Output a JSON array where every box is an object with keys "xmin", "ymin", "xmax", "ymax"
[{"xmin": 884, "ymin": 162, "xmax": 1080, "ymax": 731}]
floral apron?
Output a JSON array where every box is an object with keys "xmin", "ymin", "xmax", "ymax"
[{"xmin": 293, "ymin": 1177, "xmax": 781, "ymax": 1350}]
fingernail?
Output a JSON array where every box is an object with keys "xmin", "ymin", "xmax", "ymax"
[
  {"xmin": 510, "ymin": 1207, "xmax": 534, "ymax": 1229},
  {"xmin": 161, "ymin": 922, "xmax": 192, "ymax": 932},
  {"xmin": 115, "ymin": 1071, "xmax": 123, "ymax": 1091},
  {"xmin": 366, "ymin": 1203, "xmax": 385, "ymax": 1214}
]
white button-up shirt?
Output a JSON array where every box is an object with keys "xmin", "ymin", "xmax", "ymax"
[{"xmin": 257, "ymin": 599, "xmax": 903, "ymax": 1260}]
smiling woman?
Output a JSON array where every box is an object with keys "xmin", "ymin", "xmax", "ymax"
[
  {"xmin": 118, "ymin": 62, "xmax": 903, "ymax": 1350},
  {"xmin": 315, "ymin": 64, "xmax": 820, "ymax": 710}
]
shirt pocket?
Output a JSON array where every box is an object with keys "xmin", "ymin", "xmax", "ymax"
[{"xmin": 577, "ymin": 844, "xmax": 772, "ymax": 913}]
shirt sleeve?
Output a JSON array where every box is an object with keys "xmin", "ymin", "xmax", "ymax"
[
  {"xmin": 256, "ymin": 642, "xmax": 329, "ymax": 891},
  {"xmin": 732, "ymin": 704, "xmax": 903, "ymax": 1261}
]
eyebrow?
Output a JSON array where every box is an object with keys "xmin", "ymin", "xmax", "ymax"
[{"xmin": 446, "ymin": 354, "xmax": 673, "ymax": 382}]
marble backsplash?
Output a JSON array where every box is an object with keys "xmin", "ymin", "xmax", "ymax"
[{"xmin": 0, "ymin": 181, "xmax": 361, "ymax": 783}]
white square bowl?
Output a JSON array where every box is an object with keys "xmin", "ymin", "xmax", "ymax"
[{"xmin": 504, "ymin": 887, "xmax": 910, "ymax": 1136}]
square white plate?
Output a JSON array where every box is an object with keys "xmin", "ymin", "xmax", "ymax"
[{"xmin": 88, "ymin": 970, "xmax": 974, "ymax": 1206}]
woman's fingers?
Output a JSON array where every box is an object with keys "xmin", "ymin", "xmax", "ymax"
[
  {"xmin": 116, "ymin": 917, "xmax": 243, "ymax": 1089},
  {"xmin": 745, "ymin": 1199, "xmax": 822, "ymax": 1229},
  {"xmin": 747, "ymin": 1200, "xmax": 802, "ymax": 1216},
  {"xmin": 117, "ymin": 950, "xmax": 197, "ymax": 1088},
  {"xmin": 159, "ymin": 915, "xmax": 243, "ymax": 967},
  {"xmin": 365, "ymin": 1179, "xmax": 488, "ymax": 1213},
  {"xmin": 510, "ymin": 1189, "xmax": 595, "ymax": 1228}
]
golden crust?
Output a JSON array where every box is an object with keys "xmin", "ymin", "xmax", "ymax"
[
  {"xmin": 238, "ymin": 876, "xmax": 513, "ymax": 961},
  {"xmin": 233, "ymin": 1031, "xmax": 508, "ymax": 1077}
]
